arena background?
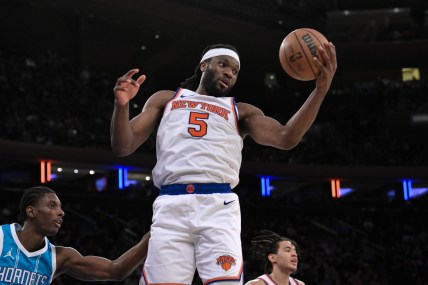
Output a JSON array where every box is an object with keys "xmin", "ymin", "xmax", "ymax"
[{"xmin": 1, "ymin": 0, "xmax": 428, "ymax": 284}]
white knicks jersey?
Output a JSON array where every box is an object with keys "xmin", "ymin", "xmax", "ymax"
[{"xmin": 152, "ymin": 88, "xmax": 243, "ymax": 189}]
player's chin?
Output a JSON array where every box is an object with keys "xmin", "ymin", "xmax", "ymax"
[
  {"xmin": 46, "ymin": 227, "xmax": 60, "ymax": 236},
  {"xmin": 218, "ymin": 85, "xmax": 232, "ymax": 96},
  {"xmin": 215, "ymin": 80, "xmax": 231, "ymax": 92},
  {"xmin": 211, "ymin": 87, "xmax": 228, "ymax": 97}
]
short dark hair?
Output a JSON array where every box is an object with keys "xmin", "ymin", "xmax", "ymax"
[
  {"xmin": 251, "ymin": 230, "xmax": 301, "ymax": 274},
  {"xmin": 19, "ymin": 186, "xmax": 56, "ymax": 223},
  {"xmin": 180, "ymin": 43, "xmax": 239, "ymax": 91}
]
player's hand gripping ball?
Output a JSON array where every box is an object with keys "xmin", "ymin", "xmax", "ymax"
[{"xmin": 279, "ymin": 28, "xmax": 329, "ymax": 81}]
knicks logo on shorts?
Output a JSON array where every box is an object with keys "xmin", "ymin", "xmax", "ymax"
[{"xmin": 216, "ymin": 255, "xmax": 236, "ymax": 271}]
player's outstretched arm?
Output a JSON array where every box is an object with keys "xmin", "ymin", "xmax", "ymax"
[
  {"xmin": 239, "ymin": 42, "xmax": 336, "ymax": 150},
  {"xmin": 110, "ymin": 69, "xmax": 174, "ymax": 156},
  {"xmin": 277, "ymin": 41, "xmax": 336, "ymax": 146},
  {"xmin": 55, "ymin": 231, "xmax": 150, "ymax": 281}
]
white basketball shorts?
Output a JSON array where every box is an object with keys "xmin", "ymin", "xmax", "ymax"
[{"xmin": 140, "ymin": 183, "xmax": 243, "ymax": 285}]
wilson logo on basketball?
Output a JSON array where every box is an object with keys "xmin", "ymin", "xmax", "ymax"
[
  {"xmin": 301, "ymin": 33, "xmax": 318, "ymax": 57},
  {"xmin": 216, "ymin": 255, "xmax": 236, "ymax": 271}
]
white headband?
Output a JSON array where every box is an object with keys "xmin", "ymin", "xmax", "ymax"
[{"xmin": 200, "ymin": 48, "xmax": 240, "ymax": 67}]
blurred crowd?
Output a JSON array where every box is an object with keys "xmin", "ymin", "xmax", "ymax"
[
  {"xmin": 1, "ymin": 2, "xmax": 427, "ymax": 285},
  {"xmin": 1, "ymin": 48, "xmax": 427, "ymax": 166},
  {"xmin": 171, "ymin": 0, "xmax": 428, "ymax": 43},
  {"xmin": 0, "ymin": 49, "xmax": 115, "ymax": 149},
  {"xmin": 1, "ymin": 187, "xmax": 427, "ymax": 285}
]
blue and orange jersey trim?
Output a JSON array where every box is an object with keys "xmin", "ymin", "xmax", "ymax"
[
  {"xmin": 162, "ymin": 87, "xmax": 183, "ymax": 116},
  {"xmin": 230, "ymin": 97, "xmax": 240, "ymax": 136}
]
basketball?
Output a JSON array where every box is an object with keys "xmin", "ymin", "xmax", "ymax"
[{"xmin": 279, "ymin": 28, "xmax": 329, "ymax": 81}]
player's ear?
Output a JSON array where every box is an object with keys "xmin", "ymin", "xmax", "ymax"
[
  {"xmin": 268, "ymin": 253, "xmax": 276, "ymax": 263},
  {"xmin": 26, "ymin": 206, "xmax": 35, "ymax": 219},
  {"xmin": 200, "ymin": 62, "xmax": 207, "ymax": 73}
]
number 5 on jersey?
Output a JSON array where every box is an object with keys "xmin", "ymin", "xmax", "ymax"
[{"xmin": 188, "ymin": 112, "xmax": 209, "ymax": 137}]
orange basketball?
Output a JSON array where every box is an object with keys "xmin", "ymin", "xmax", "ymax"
[{"xmin": 279, "ymin": 28, "xmax": 329, "ymax": 81}]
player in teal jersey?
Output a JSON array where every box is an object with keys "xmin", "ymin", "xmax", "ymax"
[{"xmin": 0, "ymin": 186, "xmax": 149, "ymax": 284}]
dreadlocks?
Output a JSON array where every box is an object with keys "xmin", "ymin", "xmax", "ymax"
[
  {"xmin": 251, "ymin": 230, "xmax": 301, "ymax": 274},
  {"xmin": 180, "ymin": 43, "xmax": 239, "ymax": 91}
]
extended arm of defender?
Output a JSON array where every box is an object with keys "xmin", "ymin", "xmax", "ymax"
[{"xmin": 55, "ymin": 232, "xmax": 150, "ymax": 281}]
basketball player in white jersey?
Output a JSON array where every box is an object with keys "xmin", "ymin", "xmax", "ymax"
[
  {"xmin": 111, "ymin": 42, "xmax": 336, "ymax": 285},
  {"xmin": 245, "ymin": 230, "xmax": 305, "ymax": 285},
  {"xmin": 0, "ymin": 186, "xmax": 149, "ymax": 284}
]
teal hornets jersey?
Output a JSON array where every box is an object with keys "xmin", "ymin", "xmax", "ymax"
[{"xmin": 0, "ymin": 223, "xmax": 56, "ymax": 285}]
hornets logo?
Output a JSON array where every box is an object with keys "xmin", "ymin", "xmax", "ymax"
[{"xmin": 216, "ymin": 255, "xmax": 236, "ymax": 271}]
